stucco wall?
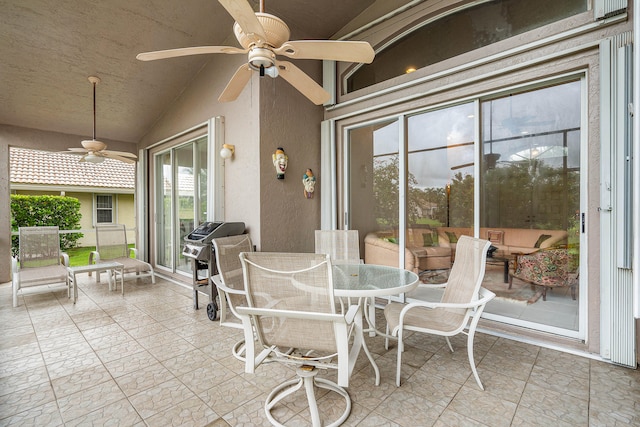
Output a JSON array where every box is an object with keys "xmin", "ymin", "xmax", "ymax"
[{"xmin": 138, "ymin": 53, "xmax": 323, "ymax": 253}]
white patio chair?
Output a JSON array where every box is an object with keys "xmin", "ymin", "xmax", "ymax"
[
  {"xmin": 237, "ymin": 252, "xmax": 364, "ymax": 427},
  {"xmin": 211, "ymin": 234, "xmax": 253, "ymax": 360},
  {"xmin": 314, "ymin": 229, "xmax": 362, "ymax": 264},
  {"xmin": 384, "ymin": 235, "xmax": 495, "ymax": 389},
  {"xmin": 89, "ymin": 223, "xmax": 155, "ymax": 284},
  {"xmin": 12, "ymin": 226, "xmax": 70, "ymax": 307}
]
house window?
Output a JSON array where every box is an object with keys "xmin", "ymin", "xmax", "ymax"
[
  {"xmin": 346, "ymin": 0, "xmax": 587, "ymax": 93},
  {"xmin": 95, "ymin": 195, "xmax": 113, "ymax": 223}
]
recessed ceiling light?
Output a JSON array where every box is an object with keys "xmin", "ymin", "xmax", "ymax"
[{"xmin": 405, "ymin": 67, "xmax": 417, "ymax": 74}]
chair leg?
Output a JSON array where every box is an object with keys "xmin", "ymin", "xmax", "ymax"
[
  {"xmin": 445, "ymin": 337, "xmax": 454, "ymax": 353},
  {"xmin": 396, "ymin": 329, "xmax": 403, "ymax": 387},
  {"xmin": 265, "ymin": 367, "xmax": 351, "ymax": 427},
  {"xmin": 467, "ymin": 330, "xmax": 483, "ymax": 390}
]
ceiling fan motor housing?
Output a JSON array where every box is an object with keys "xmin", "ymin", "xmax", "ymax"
[{"xmin": 233, "ymin": 13, "xmax": 290, "ymax": 49}]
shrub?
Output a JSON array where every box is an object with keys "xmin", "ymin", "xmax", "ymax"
[{"xmin": 11, "ymin": 195, "xmax": 83, "ymax": 255}]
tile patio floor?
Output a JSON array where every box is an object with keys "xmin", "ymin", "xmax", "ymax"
[{"xmin": 1, "ymin": 274, "xmax": 638, "ymax": 426}]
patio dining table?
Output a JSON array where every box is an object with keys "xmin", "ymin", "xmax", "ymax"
[{"xmin": 331, "ymin": 263, "xmax": 419, "ymax": 385}]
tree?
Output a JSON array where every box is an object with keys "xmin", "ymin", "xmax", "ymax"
[
  {"xmin": 372, "ymin": 155, "xmax": 421, "ymax": 227},
  {"xmin": 11, "ymin": 195, "xmax": 83, "ymax": 255}
]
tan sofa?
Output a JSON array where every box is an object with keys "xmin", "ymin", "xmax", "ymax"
[
  {"xmin": 364, "ymin": 230, "xmax": 452, "ymax": 273},
  {"xmin": 364, "ymin": 227, "xmax": 568, "ymax": 274},
  {"xmin": 435, "ymin": 227, "xmax": 568, "ymax": 256}
]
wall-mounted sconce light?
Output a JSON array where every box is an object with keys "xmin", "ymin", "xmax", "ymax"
[{"xmin": 220, "ymin": 143, "xmax": 235, "ymax": 159}]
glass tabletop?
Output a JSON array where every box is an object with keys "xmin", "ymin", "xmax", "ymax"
[{"xmin": 332, "ymin": 263, "xmax": 419, "ymax": 297}]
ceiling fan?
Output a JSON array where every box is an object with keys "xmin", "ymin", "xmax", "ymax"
[
  {"xmin": 136, "ymin": 0, "xmax": 375, "ymax": 105},
  {"xmin": 61, "ymin": 76, "xmax": 137, "ymax": 164}
]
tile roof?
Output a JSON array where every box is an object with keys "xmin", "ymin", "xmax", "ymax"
[{"xmin": 10, "ymin": 147, "xmax": 134, "ymax": 190}]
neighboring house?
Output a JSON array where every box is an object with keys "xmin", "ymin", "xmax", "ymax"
[{"xmin": 9, "ymin": 147, "xmax": 135, "ymax": 247}]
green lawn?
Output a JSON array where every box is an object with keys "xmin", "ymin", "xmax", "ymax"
[{"xmin": 65, "ymin": 245, "xmax": 134, "ymax": 267}]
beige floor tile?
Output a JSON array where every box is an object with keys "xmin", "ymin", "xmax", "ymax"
[
  {"xmin": 51, "ymin": 364, "xmax": 113, "ymax": 398},
  {"xmin": 0, "ymin": 381, "xmax": 56, "ymax": 420},
  {"xmin": 45, "ymin": 351, "xmax": 103, "ymax": 380},
  {"xmin": 201, "ymin": 376, "xmax": 264, "ymax": 416},
  {"xmin": 177, "ymin": 361, "xmax": 237, "ymax": 394},
  {"xmin": 0, "ymin": 400, "xmax": 64, "ymax": 427},
  {"xmin": 57, "ymin": 379, "xmax": 126, "ymax": 422},
  {"xmin": 373, "ymin": 387, "xmax": 447, "ymax": 426},
  {"xmin": 0, "ymin": 352, "xmax": 45, "ymax": 378},
  {"xmin": 115, "ymin": 361, "xmax": 176, "ymax": 397},
  {"xmin": 145, "ymin": 395, "xmax": 219, "ymax": 427},
  {"xmin": 64, "ymin": 397, "xmax": 142, "ymax": 427},
  {"xmin": 103, "ymin": 349, "xmax": 159, "ymax": 378},
  {"xmin": 518, "ymin": 382, "xmax": 588, "ymax": 424},
  {"xmin": 128, "ymin": 377, "xmax": 196, "ymax": 419},
  {"xmin": 446, "ymin": 385, "xmax": 518, "ymax": 427},
  {"xmin": 0, "ymin": 366, "xmax": 50, "ymax": 397}
]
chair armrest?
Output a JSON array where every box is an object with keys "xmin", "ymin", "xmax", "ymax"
[
  {"xmin": 60, "ymin": 252, "xmax": 70, "ymax": 267},
  {"xmin": 11, "ymin": 256, "xmax": 18, "ymax": 273},
  {"xmin": 212, "ymin": 275, "xmax": 246, "ymax": 296},
  {"xmin": 398, "ymin": 289, "xmax": 495, "ymax": 320}
]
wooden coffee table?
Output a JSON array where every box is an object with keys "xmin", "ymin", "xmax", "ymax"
[{"xmin": 486, "ymin": 255, "xmax": 514, "ymax": 283}]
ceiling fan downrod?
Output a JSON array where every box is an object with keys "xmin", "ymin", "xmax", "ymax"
[{"xmin": 88, "ymin": 76, "xmax": 101, "ymax": 141}]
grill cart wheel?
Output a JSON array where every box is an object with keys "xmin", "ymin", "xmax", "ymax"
[{"xmin": 207, "ymin": 301, "xmax": 218, "ymax": 321}]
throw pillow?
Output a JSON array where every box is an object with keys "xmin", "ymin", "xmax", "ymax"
[
  {"xmin": 382, "ymin": 237, "xmax": 398, "ymax": 244},
  {"xmin": 534, "ymin": 234, "xmax": 552, "ymax": 248},
  {"xmin": 422, "ymin": 231, "xmax": 439, "ymax": 247},
  {"xmin": 445, "ymin": 231, "xmax": 458, "ymax": 243}
]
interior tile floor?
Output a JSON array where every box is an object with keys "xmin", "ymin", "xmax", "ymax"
[{"xmin": 1, "ymin": 274, "xmax": 638, "ymax": 426}]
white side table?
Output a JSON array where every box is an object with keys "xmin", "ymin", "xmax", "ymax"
[{"xmin": 67, "ymin": 262, "xmax": 125, "ymax": 303}]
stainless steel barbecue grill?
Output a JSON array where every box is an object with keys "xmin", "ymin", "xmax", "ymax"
[{"xmin": 182, "ymin": 221, "xmax": 245, "ymax": 320}]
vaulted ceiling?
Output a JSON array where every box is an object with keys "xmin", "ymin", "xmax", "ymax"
[{"xmin": 0, "ymin": 0, "xmax": 387, "ymax": 144}]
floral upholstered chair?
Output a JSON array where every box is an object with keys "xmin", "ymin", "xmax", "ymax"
[{"xmin": 509, "ymin": 248, "xmax": 578, "ymax": 302}]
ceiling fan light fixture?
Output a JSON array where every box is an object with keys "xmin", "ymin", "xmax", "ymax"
[{"xmin": 85, "ymin": 153, "xmax": 105, "ymax": 163}]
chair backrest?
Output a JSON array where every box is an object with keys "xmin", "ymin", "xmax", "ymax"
[
  {"xmin": 314, "ymin": 230, "xmax": 360, "ymax": 264},
  {"xmin": 441, "ymin": 235, "xmax": 491, "ymax": 312},
  {"xmin": 19, "ymin": 226, "xmax": 61, "ymax": 269},
  {"xmin": 240, "ymin": 252, "xmax": 337, "ymax": 353},
  {"xmin": 95, "ymin": 224, "xmax": 129, "ymax": 260},
  {"xmin": 212, "ymin": 234, "xmax": 253, "ymax": 292}
]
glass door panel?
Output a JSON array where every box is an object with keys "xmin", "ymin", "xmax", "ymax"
[
  {"xmin": 175, "ymin": 145, "xmax": 195, "ymax": 274},
  {"xmin": 155, "ymin": 152, "xmax": 172, "ymax": 269},
  {"xmin": 480, "ymin": 80, "xmax": 581, "ymax": 332},
  {"xmin": 407, "ymin": 103, "xmax": 475, "ymax": 268},
  {"xmin": 153, "ymin": 136, "xmax": 208, "ymax": 275},
  {"xmin": 348, "ymin": 119, "xmax": 399, "ymax": 244}
]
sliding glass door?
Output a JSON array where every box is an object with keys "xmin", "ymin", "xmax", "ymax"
[
  {"xmin": 154, "ymin": 136, "xmax": 208, "ymax": 274},
  {"xmin": 344, "ymin": 78, "xmax": 584, "ymax": 337}
]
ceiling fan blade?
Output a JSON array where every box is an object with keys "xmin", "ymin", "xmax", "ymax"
[
  {"xmin": 218, "ymin": 63, "xmax": 253, "ymax": 103},
  {"xmin": 218, "ymin": 0, "xmax": 267, "ymax": 43},
  {"xmin": 137, "ymin": 46, "xmax": 246, "ymax": 61},
  {"xmin": 61, "ymin": 148, "xmax": 89, "ymax": 154},
  {"xmin": 103, "ymin": 150, "xmax": 137, "ymax": 159},
  {"xmin": 105, "ymin": 154, "xmax": 136, "ymax": 164},
  {"xmin": 275, "ymin": 41, "xmax": 375, "ymax": 64},
  {"xmin": 276, "ymin": 60, "xmax": 330, "ymax": 105}
]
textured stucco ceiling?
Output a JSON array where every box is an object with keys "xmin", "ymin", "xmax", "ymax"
[{"xmin": 0, "ymin": 0, "xmax": 378, "ymax": 143}]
